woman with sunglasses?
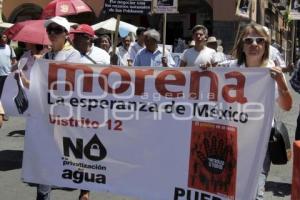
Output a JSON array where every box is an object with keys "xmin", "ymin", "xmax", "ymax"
[
  {"xmin": 231, "ymin": 23, "xmax": 292, "ymax": 199},
  {"xmin": 35, "ymin": 16, "xmax": 81, "ymax": 200},
  {"xmin": 44, "ymin": 16, "xmax": 80, "ymax": 61}
]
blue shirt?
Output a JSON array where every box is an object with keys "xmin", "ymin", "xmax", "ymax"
[{"xmin": 133, "ymin": 47, "xmax": 175, "ymax": 67}]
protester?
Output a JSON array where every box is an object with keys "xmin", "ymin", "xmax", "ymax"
[
  {"xmin": 128, "ymin": 26, "xmax": 146, "ymax": 61},
  {"xmin": 133, "ymin": 29, "xmax": 175, "ymax": 67},
  {"xmin": 15, "ymin": 43, "xmax": 47, "ymax": 88},
  {"xmin": 0, "ymin": 33, "xmax": 17, "ymax": 99},
  {"xmin": 116, "ymin": 34, "xmax": 132, "ymax": 66},
  {"xmin": 262, "ymin": 26, "xmax": 294, "ymax": 73},
  {"xmin": 179, "ymin": 25, "xmax": 215, "ymax": 67},
  {"xmin": 1, "ymin": 34, "xmax": 8, "ymax": 44},
  {"xmin": 34, "ymin": 16, "xmax": 81, "ymax": 200},
  {"xmin": 71, "ymin": 24, "xmax": 112, "ymax": 199},
  {"xmin": 206, "ymin": 36, "xmax": 227, "ymax": 66},
  {"xmin": 231, "ymin": 23, "xmax": 292, "ymax": 200},
  {"xmin": 71, "ymin": 24, "xmax": 110, "ymax": 65},
  {"xmin": 206, "ymin": 36, "xmax": 218, "ymax": 50},
  {"xmin": 95, "ymin": 34, "xmax": 111, "ymax": 53},
  {"xmin": 71, "ymin": 23, "xmax": 112, "ymax": 200}
]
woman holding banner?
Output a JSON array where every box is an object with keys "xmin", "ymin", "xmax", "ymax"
[
  {"xmin": 231, "ymin": 23, "xmax": 292, "ymax": 199},
  {"xmin": 34, "ymin": 16, "xmax": 81, "ymax": 200}
]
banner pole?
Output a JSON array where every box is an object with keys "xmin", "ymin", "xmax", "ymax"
[
  {"xmin": 163, "ymin": 13, "xmax": 167, "ymax": 57},
  {"xmin": 112, "ymin": 14, "xmax": 121, "ymax": 55}
]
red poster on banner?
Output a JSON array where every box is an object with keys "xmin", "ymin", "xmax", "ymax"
[{"xmin": 188, "ymin": 121, "xmax": 238, "ymax": 199}]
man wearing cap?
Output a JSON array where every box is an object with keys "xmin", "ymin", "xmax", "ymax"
[
  {"xmin": 133, "ymin": 29, "xmax": 175, "ymax": 67},
  {"xmin": 206, "ymin": 36, "xmax": 227, "ymax": 66},
  {"xmin": 180, "ymin": 25, "xmax": 215, "ymax": 67},
  {"xmin": 34, "ymin": 16, "xmax": 81, "ymax": 200},
  {"xmin": 206, "ymin": 36, "xmax": 218, "ymax": 50},
  {"xmin": 71, "ymin": 24, "xmax": 110, "ymax": 65},
  {"xmin": 70, "ymin": 23, "xmax": 112, "ymax": 200}
]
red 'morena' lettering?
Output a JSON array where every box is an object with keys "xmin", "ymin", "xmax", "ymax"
[
  {"xmin": 190, "ymin": 71, "xmax": 218, "ymax": 100},
  {"xmin": 135, "ymin": 69, "xmax": 154, "ymax": 95},
  {"xmin": 155, "ymin": 70, "xmax": 186, "ymax": 97},
  {"xmin": 48, "ymin": 63, "xmax": 93, "ymax": 92},
  {"xmin": 222, "ymin": 71, "xmax": 247, "ymax": 103},
  {"xmin": 98, "ymin": 67, "xmax": 131, "ymax": 94}
]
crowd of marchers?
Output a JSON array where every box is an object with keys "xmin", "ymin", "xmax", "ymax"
[{"xmin": 0, "ymin": 15, "xmax": 299, "ymax": 200}]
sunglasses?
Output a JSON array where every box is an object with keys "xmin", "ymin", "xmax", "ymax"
[
  {"xmin": 46, "ymin": 26, "xmax": 65, "ymax": 35},
  {"xmin": 243, "ymin": 37, "xmax": 266, "ymax": 45}
]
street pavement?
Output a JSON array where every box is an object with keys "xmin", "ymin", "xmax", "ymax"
[{"xmin": 0, "ymin": 74, "xmax": 298, "ymax": 200}]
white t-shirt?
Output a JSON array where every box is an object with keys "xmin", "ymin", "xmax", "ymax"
[
  {"xmin": 44, "ymin": 45, "xmax": 80, "ymax": 62},
  {"xmin": 80, "ymin": 45, "xmax": 110, "ymax": 65},
  {"xmin": 0, "ymin": 44, "xmax": 16, "ymax": 76},
  {"xmin": 180, "ymin": 46, "xmax": 216, "ymax": 67}
]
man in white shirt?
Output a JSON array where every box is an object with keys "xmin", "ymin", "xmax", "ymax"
[
  {"xmin": 129, "ymin": 27, "xmax": 146, "ymax": 61},
  {"xmin": 71, "ymin": 24, "xmax": 110, "ymax": 65},
  {"xmin": 0, "ymin": 34, "xmax": 16, "ymax": 98},
  {"xmin": 116, "ymin": 34, "xmax": 132, "ymax": 66},
  {"xmin": 206, "ymin": 36, "xmax": 227, "ymax": 66},
  {"xmin": 180, "ymin": 25, "xmax": 215, "ymax": 67}
]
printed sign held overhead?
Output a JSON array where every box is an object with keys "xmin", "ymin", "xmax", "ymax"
[
  {"xmin": 290, "ymin": 0, "xmax": 300, "ymax": 20},
  {"xmin": 235, "ymin": 0, "xmax": 252, "ymax": 19},
  {"xmin": 152, "ymin": 0, "xmax": 178, "ymax": 13},
  {"xmin": 104, "ymin": 0, "xmax": 151, "ymax": 15}
]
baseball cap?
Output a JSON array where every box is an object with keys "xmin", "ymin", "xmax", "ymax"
[
  {"xmin": 44, "ymin": 16, "xmax": 70, "ymax": 32},
  {"xmin": 70, "ymin": 24, "xmax": 95, "ymax": 37},
  {"xmin": 207, "ymin": 36, "xmax": 217, "ymax": 43}
]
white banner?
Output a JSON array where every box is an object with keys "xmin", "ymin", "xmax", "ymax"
[{"xmin": 22, "ymin": 59, "xmax": 275, "ymax": 200}]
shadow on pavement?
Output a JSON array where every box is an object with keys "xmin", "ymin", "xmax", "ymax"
[
  {"xmin": 0, "ymin": 150, "xmax": 23, "ymax": 171},
  {"xmin": 265, "ymin": 181, "xmax": 291, "ymax": 197},
  {"xmin": 26, "ymin": 182, "xmax": 76, "ymax": 191},
  {"xmin": 7, "ymin": 130, "xmax": 25, "ymax": 137}
]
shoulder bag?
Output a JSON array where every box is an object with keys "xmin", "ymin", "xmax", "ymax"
[{"xmin": 268, "ymin": 120, "xmax": 292, "ymax": 165}]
